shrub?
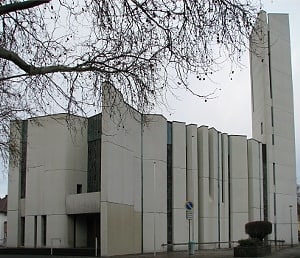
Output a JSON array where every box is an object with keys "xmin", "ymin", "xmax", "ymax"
[
  {"xmin": 245, "ymin": 221, "xmax": 272, "ymax": 241},
  {"xmin": 238, "ymin": 238, "xmax": 263, "ymax": 247}
]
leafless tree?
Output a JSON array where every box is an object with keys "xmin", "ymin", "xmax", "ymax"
[{"xmin": 0, "ymin": 0, "xmax": 258, "ymax": 163}]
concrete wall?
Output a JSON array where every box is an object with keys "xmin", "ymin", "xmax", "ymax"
[
  {"xmin": 198, "ymin": 128, "xmax": 230, "ymax": 248},
  {"xmin": 268, "ymin": 13, "xmax": 297, "ymax": 243},
  {"xmin": 7, "ymin": 115, "xmax": 88, "ymax": 248},
  {"xmin": 250, "ymin": 11, "xmax": 271, "ymax": 144},
  {"xmin": 198, "ymin": 126, "xmax": 218, "ymax": 248},
  {"xmin": 229, "ymin": 136, "xmax": 249, "ymax": 242},
  {"xmin": 25, "ymin": 115, "xmax": 87, "ymax": 248},
  {"xmin": 66, "ymin": 192, "xmax": 101, "ymax": 214},
  {"xmin": 172, "ymin": 122, "xmax": 188, "ymax": 250},
  {"xmin": 7, "ymin": 121, "xmax": 21, "ymax": 247},
  {"xmin": 6, "ymin": 15, "xmax": 298, "ymax": 252},
  {"xmin": 142, "ymin": 114, "xmax": 167, "ymax": 253},
  {"xmin": 250, "ymin": 11, "xmax": 298, "ymax": 244},
  {"xmin": 101, "ymin": 84, "xmax": 142, "ymax": 256},
  {"xmin": 186, "ymin": 125, "xmax": 198, "ymax": 247},
  {"xmin": 247, "ymin": 140, "xmax": 263, "ymax": 221},
  {"xmin": 220, "ymin": 134, "xmax": 229, "ymax": 247}
]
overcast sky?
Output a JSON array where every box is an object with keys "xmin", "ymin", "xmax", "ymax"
[
  {"xmin": 156, "ymin": 0, "xmax": 300, "ymax": 183},
  {"xmin": 0, "ymin": 0, "xmax": 299, "ymax": 197}
]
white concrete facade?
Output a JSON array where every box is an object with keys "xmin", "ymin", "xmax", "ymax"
[
  {"xmin": 250, "ymin": 11, "xmax": 297, "ymax": 244},
  {"xmin": 7, "ymin": 115, "xmax": 88, "ymax": 248},
  {"xmin": 6, "ymin": 11, "xmax": 298, "ymax": 257}
]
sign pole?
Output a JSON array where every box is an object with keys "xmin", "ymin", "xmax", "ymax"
[
  {"xmin": 185, "ymin": 201, "xmax": 194, "ymax": 255},
  {"xmin": 188, "ymin": 219, "xmax": 191, "ymax": 253},
  {"xmin": 153, "ymin": 161, "xmax": 156, "ymax": 256}
]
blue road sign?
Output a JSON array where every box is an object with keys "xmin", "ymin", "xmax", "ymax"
[{"xmin": 185, "ymin": 201, "xmax": 193, "ymax": 210}]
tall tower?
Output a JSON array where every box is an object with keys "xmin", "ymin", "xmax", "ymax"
[{"xmin": 250, "ymin": 11, "xmax": 297, "ymax": 243}]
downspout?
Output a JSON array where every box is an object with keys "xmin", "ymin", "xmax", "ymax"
[
  {"xmin": 141, "ymin": 114, "xmax": 144, "ymax": 253},
  {"xmin": 228, "ymin": 139, "xmax": 231, "ymax": 248},
  {"xmin": 217, "ymin": 133, "xmax": 220, "ymax": 249},
  {"xmin": 259, "ymin": 143, "xmax": 262, "ymax": 221}
]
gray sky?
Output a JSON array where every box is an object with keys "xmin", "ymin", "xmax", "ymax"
[
  {"xmin": 157, "ymin": 0, "xmax": 300, "ymax": 183},
  {"xmin": 0, "ymin": 0, "xmax": 299, "ymax": 197}
]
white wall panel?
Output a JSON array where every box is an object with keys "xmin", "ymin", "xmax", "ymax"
[
  {"xmin": 7, "ymin": 122, "xmax": 21, "ymax": 247},
  {"xmin": 220, "ymin": 134, "xmax": 229, "ymax": 247},
  {"xmin": 229, "ymin": 136, "xmax": 248, "ymax": 242},
  {"xmin": 172, "ymin": 122, "xmax": 187, "ymax": 250},
  {"xmin": 247, "ymin": 140, "xmax": 263, "ymax": 221},
  {"xmin": 186, "ymin": 125, "xmax": 198, "ymax": 247},
  {"xmin": 101, "ymin": 84, "xmax": 142, "ymax": 255},
  {"xmin": 142, "ymin": 114, "xmax": 167, "ymax": 253},
  {"xmin": 268, "ymin": 13, "xmax": 297, "ymax": 244}
]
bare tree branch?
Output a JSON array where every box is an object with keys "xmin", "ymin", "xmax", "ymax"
[
  {"xmin": 0, "ymin": 0, "xmax": 260, "ymax": 163},
  {"xmin": 0, "ymin": 0, "xmax": 51, "ymax": 16}
]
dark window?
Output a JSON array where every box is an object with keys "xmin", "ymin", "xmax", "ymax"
[
  {"xmin": 167, "ymin": 122, "xmax": 173, "ymax": 251},
  {"xmin": 20, "ymin": 120, "xmax": 28, "ymax": 198},
  {"xmin": 273, "ymin": 192, "xmax": 277, "ymax": 216},
  {"xmin": 209, "ymin": 133, "xmax": 214, "ymax": 198},
  {"xmin": 272, "ymin": 134, "xmax": 275, "ymax": 145},
  {"xmin": 4, "ymin": 221, "xmax": 7, "ymax": 239},
  {"xmin": 87, "ymin": 114, "xmax": 101, "ymax": 192},
  {"xmin": 273, "ymin": 163, "xmax": 276, "ymax": 185},
  {"xmin": 261, "ymin": 122, "xmax": 263, "ymax": 135},
  {"xmin": 268, "ymin": 30, "xmax": 273, "ymax": 99},
  {"xmin": 20, "ymin": 217, "xmax": 25, "ymax": 246},
  {"xmin": 86, "ymin": 214, "xmax": 100, "ymax": 248},
  {"xmin": 262, "ymin": 144, "xmax": 268, "ymax": 221},
  {"xmin": 271, "ymin": 107, "xmax": 274, "ymax": 127},
  {"xmin": 34, "ymin": 216, "xmax": 37, "ymax": 247},
  {"xmin": 221, "ymin": 137, "xmax": 225, "ymax": 203},
  {"xmin": 77, "ymin": 184, "xmax": 82, "ymax": 194},
  {"xmin": 228, "ymin": 150, "xmax": 231, "ymax": 246},
  {"xmin": 41, "ymin": 215, "xmax": 47, "ymax": 246}
]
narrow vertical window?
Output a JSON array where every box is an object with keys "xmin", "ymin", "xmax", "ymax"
[
  {"xmin": 20, "ymin": 217, "xmax": 25, "ymax": 246},
  {"xmin": 228, "ymin": 152, "xmax": 231, "ymax": 246},
  {"xmin": 77, "ymin": 184, "xmax": 82, "ymax": 194},
  {"xmin": 166, "ymin": 122, "xmax": 173, "ymax": 251},
  {"xmin": 20, "ymin": 120, "xmax": 28, "ymax": 198},
  {"xmin": 34, "ymin": 216, "xmax": 37, "ymax": 247},
  {"xmin": 271, "ymin": 107, "xmax": 274, "ymax": 127},
  {"xmin": 220, "ymin": 135, "xmax": 224, "ymax": 203},
  {"xmin": 73, "ymin": 215, "xmax": 77, "ymax": 248},
  {"xmin": 272, "ymin": 163, "xmax": 276, "ymax": 185},
  {"xmin": 262, "ymin": 144, "xmax": 268, "ymax": 221},
  {"xmin": 41, "ymin": 215, "xmax": 47, "ymax": 246},
  {"xmin": 87, "ymin": 114, "xmax": 101, "ymax": 192},
  {"xmin": 268, "ymin": 30, "xmax": 273, "ymax": 99},
  {"xmin": 221, "ymin": 150, "xmax": 224, "ymax": 203},
  {"xmin": 208, "ymin": 132, "xmax": 214, "ymax": 199},
  {"xmin": 260, "ymin": 122, "xmax": 263, "ymax": 135},
  {"xmin": 273, "ymin": 193, "xmax": 277, "ymax": 216},
  {"xmin": 4, "ymin": 221, "xmax": 7, "ymax": 240},
  {"xmin": 272, "ymin": 134, "xmax": 275, "ymax": 145}
]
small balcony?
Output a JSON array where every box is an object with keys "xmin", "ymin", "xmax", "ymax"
[{"xmin": 66, "ymin": 192, "xmax": 100, "ymax": 214}]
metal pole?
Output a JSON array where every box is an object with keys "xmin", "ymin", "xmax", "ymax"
[
  {"xmin": 95, "ymin": 237, "xmax": 98, "ymax": 257},
  {"xmin": 188, "ymin": 219, "xmax": 191, "ymax": 254},
  {"xmin": 289, "ymin": 205, "xmax": 293, "ymax": 247},
  {"xmin": 191, "ymin": 136, "xmax": 195, "ymax": 245},
  {"xmin": 274, "ymin": 214, "xmax": 277, "ymax": 248},
  {"xmin": 153, "ymin": 161, "xmax": 156, "ymax": 256}
]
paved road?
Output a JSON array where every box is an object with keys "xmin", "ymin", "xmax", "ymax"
[
  {"xmin": 0, "ymin": 245, "xmax": 300, "ymax": 257},
  {"xmin": 120, "ymin": 245, "xmax": 300, "ymax": 258}
]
